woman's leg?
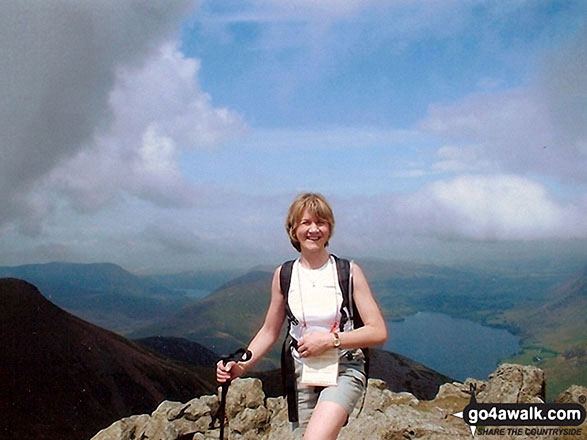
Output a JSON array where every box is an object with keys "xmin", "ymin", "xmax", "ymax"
[{"xmin": 303, "ymin": 401, "xmax": 348, "ymax": 440}]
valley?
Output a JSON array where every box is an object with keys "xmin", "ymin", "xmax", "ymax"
[{"xmin": 1, "ymin": 256, "xmax": 584, "ymax": 401}]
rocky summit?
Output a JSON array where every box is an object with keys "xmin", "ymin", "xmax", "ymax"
[{"xmin": 92, "ymin": 363, "xmax": 587, "ymax": 440}]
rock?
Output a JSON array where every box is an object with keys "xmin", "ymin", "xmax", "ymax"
[
  {"xmin": 225, "ymin": 378, "xmax": 266, "ymax": 419},
  {"xmin": 476, "ymin": 363, "xmax": 545, "ymax": 403},
  {"xmin": 555, "ymin": 384, "xmax": 587, "ymax": 406},
  {"xmin": 92, "ymin": 393, "xmax": 220, "ymax": 440},
  {"xmin": 91, "ymin": 414, "xmax": 151, "ymax": 440},
  {"xmin": 91, "ymin": 364, "xmax": 579, "ymax": 440},
  {"xmin": 555, "ymin": 384, "xmax": 587, "ymax": 437},
  {"xmin": 341, "ymin": 381, "xmax": 471, "ymax": 440}
]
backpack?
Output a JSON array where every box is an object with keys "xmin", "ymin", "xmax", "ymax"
[{"xmin": 279, "ymin": 254, "xmax": 369, "ymax": 422}]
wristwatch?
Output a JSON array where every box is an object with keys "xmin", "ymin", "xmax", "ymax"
[{"xmin": 332, "ymin": 332, "xmax": 341, "ymax": 348}]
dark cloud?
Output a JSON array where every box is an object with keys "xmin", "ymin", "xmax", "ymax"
[{"xmin": 0, "ymin": 0, "xmax": 198, "ymax": 226}]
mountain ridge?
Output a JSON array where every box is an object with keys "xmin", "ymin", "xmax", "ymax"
[
  {"xmin": 0, "ymin": 278, "xmax": 216, "ymax": 440},
  {"xmin": 502, "ymin": 265, "xmax": 586, "ymax": 396},
  {"xmin": 0, "ymin": 262, "xmax": 189, "ymax": 333}
]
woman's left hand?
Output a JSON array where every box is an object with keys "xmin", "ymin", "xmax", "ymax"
[{"xmin": 298, "ymin": 331, "xmax": 334, "ymax": 358}]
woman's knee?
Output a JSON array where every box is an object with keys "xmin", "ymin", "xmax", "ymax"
[{"xmin": 303, "ymin": 401, "xmax": 348, "ymax": 440}]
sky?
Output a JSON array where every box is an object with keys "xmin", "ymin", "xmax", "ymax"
[{"xmin": 1, "ymin": 0, "xmax": 586, "ymax": 273}]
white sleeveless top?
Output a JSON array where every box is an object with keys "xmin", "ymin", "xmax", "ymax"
[{"xmin": 288, "ymin": 256, "xmax": 343, "ymax": 359}]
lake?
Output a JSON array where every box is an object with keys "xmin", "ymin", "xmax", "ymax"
[{"xmin": 383, "ymin": 311, "xmax": 520, "ymax": 382}]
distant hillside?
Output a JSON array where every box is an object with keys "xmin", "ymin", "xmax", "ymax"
[
  {"xmin": 131, "ymin": 270, "xmax": 275, "ymax": 359},
  {"xmin": 136, "ymin": 336, "xmax": 219, "ymax": 368},
  {"xmin": 529, "ymin": 265, "xmax": 586, "ymax": 348},
  {"xmin": 503, "ymin": 266, "xmax": 586, "ymax": 397},
  {"xmin": 2, "ymin": 258, "xmax": 573, "ymax": 341},
  {"xmin": 144, "ymin": 268, "xmax": 245, "ymax": 300},
  {"xmin": 133, "ymin": 337, "xmax": 454, "ymax": 402},
  {"xmin": 358, "ymin": 257, "xmax": 571, "ymax": 322},
  {"xmin": 0, "ymin": 278, "xmax": 216, "ymax": 440},
  {"xmin": 0, "ymin": 262, "xmax": 189, "ymax": 333},
  {"xmin": 130, "ymin": 258, "xmax": 571, "ymax": 360}
]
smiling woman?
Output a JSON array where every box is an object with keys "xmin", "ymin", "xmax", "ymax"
[{"xmin": 216, "ymin": 192, "xmax": 387, "ymax": 440}]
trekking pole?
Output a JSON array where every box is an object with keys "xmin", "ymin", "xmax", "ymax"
[{"xmin": 210, "ymin": 348, "xmax": 253, "ymax": 440}]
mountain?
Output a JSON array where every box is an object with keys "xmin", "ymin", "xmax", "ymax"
[
  {"xmin": 2, "ymin": 258, "xmax": 573, "ymax": 340},
  {"xmin": 136, "ymin": 336, "xmax": 220, "ymax": 368},
  {"xmin": 538, "ymin": 265, "xmax": 586, "ymax": 346},
  {"xmin": 503, "ymin": 266, "xmax": 586, "ymax": 396},
  {"xmin": 130, "ymin": 258, "xmax": 569, "ymax": 360},
  {"xmin": 0, "ymin": 278, "xmax": 216, "ymax": 440},
  {"xmin": 131, "ymin": 270, "xmax": 275, "ymax": 358},
  {"xmin": 133, "ymin": 337, "xmax": 453, "ymax": 402},
  {"xmin": 358, "ymin": 257, "xmax": 571, "ymax": 322},
  {"xmin": 144, "ymin": 268, "xmax": 245, "ymax": 300},
  {"xmin": 0, "ymin": 262, "xmax": 189, "ymax": 333}
]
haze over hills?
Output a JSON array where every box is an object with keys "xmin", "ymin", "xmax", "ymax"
[
  {"xmin": 0, "ymin": 262, "xmax": 193, "ymax": 333},
  {"xmin": 2, "ymin": 257, "xmax": 583, "ymax": 398},
  {"xmin": 0, "ymin": 258, "xmax": 577, "ymax": 340},
  {"xmin": 503, "ymin": 265, "xmax": 587, "ymax": 396},
  {"xmin": 131, "ymin": 270, "xmax": 275, "ymax": 359},
  {"xmin": 144, "ymin": 268, "xmax": 246, "ymax": 300},
  {"xmin": 130, "ymin": 258, "xmax": 577, "ymax": 363},
  {"xmin": 0, "ymin": 278, "xmax": 216, "ymax": 440}
]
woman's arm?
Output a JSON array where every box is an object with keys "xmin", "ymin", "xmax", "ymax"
[
  {"xmin": 216, "ymin": 266, "xmax": 286, "ymax": 382},
  {"xmin": 336, "ymin": 262, "xmax": 388, "ymax": 349},
  {"xmin": 297, "ymin": 262, "xmax": 387, "ymax": 357}
]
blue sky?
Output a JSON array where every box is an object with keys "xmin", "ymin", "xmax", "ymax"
[{"xmin": 0, "ymin": 0, "xmax": 585, "ymax": 273}]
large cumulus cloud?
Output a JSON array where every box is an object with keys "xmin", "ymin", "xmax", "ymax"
[
  {"xmin": 47, "ymin": 43, "xmax": 244, "ymax": 213},
  {"xmin": 0, "ymin": 0, "xmax": 212, "ymax": 232},
  {"xmin": 392, "ymin": 175, "xmax": 586, "ymax": 241}
]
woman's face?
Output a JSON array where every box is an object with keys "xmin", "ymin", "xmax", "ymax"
[{"xmin": 295, "ymin": 208, "xmax": 330, "ymax": 253}]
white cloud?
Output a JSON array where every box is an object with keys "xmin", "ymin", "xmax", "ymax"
[
  {"xmin": 47, "ymin": 43, "xmax": 245, "ymax": 212},
  {"xmin": 392, "ymin": 175, "xmax": 586, "ymax": 241},
  {"xmin": 0, "ymin": 0, "xmax": 200, "ymax": 229},
  {"xmin": 432, "ymin": 145, "xmax": 493, "ymax": 173}
]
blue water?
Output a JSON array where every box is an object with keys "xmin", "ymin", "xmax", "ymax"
[{"xmin": 383, "ymin": 312, "xmax": 520, "ymax": 382}]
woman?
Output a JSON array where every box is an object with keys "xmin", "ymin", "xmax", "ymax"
[{"xmin": 216, "ymin": 193, "xmax": 387, "ymax": 439}]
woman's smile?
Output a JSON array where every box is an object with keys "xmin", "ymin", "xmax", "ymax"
[{"xmin": 296, "ymin": 208, "xmax": 330, "ymax": 252}]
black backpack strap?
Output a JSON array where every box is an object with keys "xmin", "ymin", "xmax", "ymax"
[
  {"xmin": 332, "ymin": 255, "xmax": 365, "ymax": 332},
  {"xmin": 281, "ymin": 334, "xmax": 299, "ymax": 422},
  {"xmin": 332, "ymin": 255, "xmax": 371, "ymax": 416},
  {"xmin": 332, "ymin": 255, "xmax": 349, "ymax": 331},
  {"xmin": 279, "ymin": 260, "xmax": 298, "ymax": 325},
  {"xmin": 279, "ymin": 259, "xmax": 300, "ymax": 422}
]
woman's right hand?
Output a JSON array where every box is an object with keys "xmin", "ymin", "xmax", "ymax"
[{"xmin": 216, "ymin": 360, "xmax": 245, "ymax": 383}]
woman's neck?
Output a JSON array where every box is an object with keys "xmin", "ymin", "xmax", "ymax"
[{"xmin": 299, "ymin": 249, "xmax": 330, "ymax": 269}]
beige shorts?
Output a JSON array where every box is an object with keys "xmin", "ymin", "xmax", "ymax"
[{"xmin": 294, "ymin": 349, "xmax": 366, "ymax": 432}]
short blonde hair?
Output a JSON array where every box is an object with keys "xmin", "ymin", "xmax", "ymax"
[{"xmin": 285, "ymin": 193, "xmax": 335, "ymax": 252}]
